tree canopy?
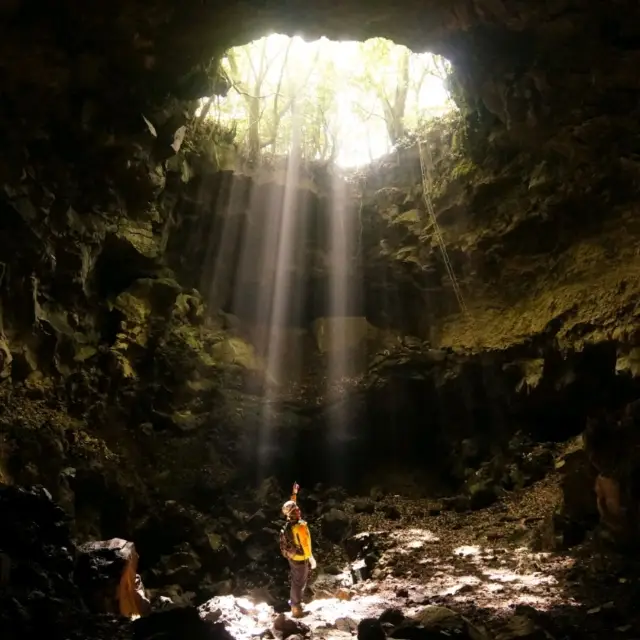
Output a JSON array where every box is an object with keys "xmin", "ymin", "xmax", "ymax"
[{"xmin": 198, "ymin": 35, "xmax": 454, "ymax": 168}]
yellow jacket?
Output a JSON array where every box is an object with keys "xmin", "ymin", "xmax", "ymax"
[{"xmin": 289, "ymin": 492, "xmax": 312, "ymax": 561}]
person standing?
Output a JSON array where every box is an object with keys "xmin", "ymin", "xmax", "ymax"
[{"xmin": 280, "ymin": 482, "xmax": 316, "ymax": 618}]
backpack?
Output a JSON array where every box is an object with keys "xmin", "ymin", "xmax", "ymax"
[{"xmin": 279, "ymin": 521, "xmax": 303, "ymax": 559}]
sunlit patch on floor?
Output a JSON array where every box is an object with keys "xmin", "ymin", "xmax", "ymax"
[
  {"xmin": 454, "ymin": 545, "xmax": 481, "ymax": 557},
  {"xmin": 389, "ymin": 528, "xmax": 440, "ymax": 544},
  {"xmin": 200, "ymin": 595, "xmax": 274, "ymax": 638},
  {"xmin": 407, "ymin": 542, "xmax": 577, "ymax": 611}
]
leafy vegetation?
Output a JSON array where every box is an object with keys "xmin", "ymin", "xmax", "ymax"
[{"xmin": 195, "ymin": 35, "xmax": 455, "ymax": 167}]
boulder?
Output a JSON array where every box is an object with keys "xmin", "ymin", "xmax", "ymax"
[
  {"xmin": 379, "ymin": 504, "xmax": 401, "ymax": 520},
  {"xmin": 353, "ymin": 498, "xmax": 375, "ymax": 514},
  {"xmin": 380, "ymin": 608, "xmax": 406, "ymax": 625},
  {"xmin": 390, "ymin": 606, "xmax": 488, "ymax": 640},
  {"xmin": 358, "ymin": 618, "xmax": 386, "ymax": 640},
  {"xmin": 273, "ymin": 612, "xmax": 310, "ymax": 638},
  {"xmin": 133, "ymin": 605, "xmax": 233, "ymax": 640},
  {"xmin": 495, "ymin": 615, "xmax": 554, "ymax": 640},
  {"xmin": 558, "ymin": 448, "xmax": 598, "ymax": 523},
  {"xmin": 256, "ymin": 477, "xmax": 282, "ymax": 507},
  {"xmin": 336, "ymin": 617, "xmax": 358, "ymax": 633},
  {"xmin": 320, "ymin": 509, "xmax": 352, "ymax": 543},
  {"xmin": 75, "ymin": 538, "xmax": 151, "ymax": 618},
  {"xmin": 243, "ymin": 528, "xmax": 278, "ymax": 562},
  {"xmin": 595, "ymin": 475, "xmax": 625, "ymax": 534},
  {"xmin": 468, "ymin": 481, "xmax": 498, "ymax": 510},
  {"xmin": 0, "ymin": 485, "xmax": 85, "ymax": 637},
  {"xmin": 154, "ymin": 544, "xmax": 203, "ymax": 588},
  {"xmin": 345, "ymin": 532, "xmax": 377, "ymax": 561}
]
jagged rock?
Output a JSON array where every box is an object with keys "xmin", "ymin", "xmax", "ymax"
[
  {"xmin": 345, "ymin": 532, "xmax": 378, "ymax": 562},
  {"xmin": 247, "ymin": 510, "xmax": 268, "ymax": 529},
  {"xmin": 379, "ymin": 608, "xmax": 406, "ymax": 626},
  {"xmin": 0, "ymin": 485, "xmax": 84, "ymax": 638},
  {"xmin": 557, "ymin": 446, "xmax": 598, "ymax": 524},
  {"xmin": 390, "ymin": 606, "xmax": 488, "ymax": 640},
  {"xmin": 467, "ymin": 482, "xmax": 497, "ymax": 510},
  {"xmin": 155, "ymin": 544, "xmax": 203, "ymax": 588},
  {"xmin": 379, "ymin": 504, "xmax": 401, "ymax": 520},
  {"xmin": 532, "ymin": 511, "xmax": 589, "ymax": 552},
  {"xmin": 320, "ymin": 509, "xmax": 352, "ymax": 543},
  {"xmin": 583, "ymin": 402, "xmax": 640, "ymax": 543},
  {"xmin": 336, "ymin": 617, "xmax": 358, "ymax": 633},
  {"xmin": 244, "ymin": 528, "xmax": 278, "ymax": 562},
  {"xmin": 0, "ymin": 338, "xmax": 13, "ymax": 379},
  {"xmin": 495, "ymin": 615, "xmax": 554, "ymax": 640},
  {"xmin": 273, "ymin": 612, "xmax": 310, "ymax": 638},
  {"xmin": 75, "ymin": 538, "xmax": 151, "ymax": 618},
  {"xmin": 132, "ymin": 606, "xmax": 232, "ymax": 640},
  {"xmin": 595, "ymin": 475, "xmax": 625, "ymax": 535},
  {"xmin": 358, "ymin": 618, "xmax": 387, "ymax": 640},
  {"xmin": 148, "ymin": 584, "xmax": 196, "ymax": 610},
  {"xmin": 352, "ymin": 498, "xmax": 375, "ymax": 514},
  {"xmin": 257, "ymin": 477, "xmax": 283, "ymax": 507}
]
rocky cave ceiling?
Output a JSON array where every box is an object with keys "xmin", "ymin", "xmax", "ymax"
[{"xmin": 4, "ymin": 0, "xmax": 637, "ymax": 145}]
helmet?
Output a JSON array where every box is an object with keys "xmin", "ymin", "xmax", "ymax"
[{"xmin": 282, "ymin": 500, "xmax": 299, "ymax": 518}]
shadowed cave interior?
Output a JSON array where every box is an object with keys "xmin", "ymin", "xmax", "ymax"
[{"xmin": 2, "ymin": 2, "xmax": 640, "ymax": 640}]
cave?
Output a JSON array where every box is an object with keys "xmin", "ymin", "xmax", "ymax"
[{"xmin": 1, "ymin": 1, "xmax": 640, "ymax": 639}]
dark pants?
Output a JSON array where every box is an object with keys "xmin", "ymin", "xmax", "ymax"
[{"xmin": 288, "ymin": 559, "xmax": 309, "ymax": 606}]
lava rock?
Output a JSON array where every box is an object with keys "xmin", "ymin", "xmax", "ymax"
[
  {"xmin": 244, "ymin": 528, "xmax": 277, "ymax": 562},
  {"xmin": 344, "ymin": 532, "xmax": 376, "ymax": 561},
  {"xmin": 75, "ymin": 538, "xmax": 150, "ymax": 617},
  {"xmin": 133, "ymin": 605, "xmax": 233, "ymax": 640},
  {"xmin": 247, "ymin": 510, "xmax": 268, "ymax": 529},
  {"xmin": 391, "ymin": 606, "xmax": 488, "ymax": 640},
  {"xmin": 358, "ymin": 618, "xmax": 386, "ymax": 640},
  {"xmin": 336, "ymin": 617, "xmax": 358, "ymax": 633},
  {"xmin": 256, "ymin": 477, "xmax": 282, "ymax": 507},
  {"xmin": 0, "ymin": 484, "xmax": 86, "ymax": 638},
  {"xmin": 558, "ymin": 448, "xmax": 598, "ymax": 522},
  {"xmin": 320, "ymin": 509, "xmax": 352, "ymax": 543},
  {"xmin": 353, "ymin": 498, "xmax": 376, "ymax": 514},
  {"xmin": 324, "ymin": 564, "xmax": 342, "ymax": 575},
  {"xmin": 468, "ymin": 482, "xmax": 497, "ymax": 510},
  {"xmin": 379, "ymin": 504, "xmax": 401, "ymax": 520},
  {"xmin": 154, "ymin": 544, "xmax": 203, "ymax": 588},
  {"xmin": 495, "ymin": 615, "xmax": 554, "ymax": 640},
  {"xmin": 379, "ymin": 608, "xmax": 406, "ymax": 625},
  {"xmin": 273, "ymin": 612, "xmax": 310, "ymax": 638}
]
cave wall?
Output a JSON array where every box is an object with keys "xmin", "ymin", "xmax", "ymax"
[{"xmin": 0, "ymin": 0, "xmax": 639, "ymax": 536}]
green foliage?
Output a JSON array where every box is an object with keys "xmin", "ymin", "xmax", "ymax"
[
  {"xmin": 182, "ymin": 117, "xmax": 238, "ymax": 161},
  {"xmin": 198, "ymin": 35, "xmax": 455, "ymax": 168},
  {"xmin": 451, "ymin": 159, "xmax": 478, "ymax": 181}
]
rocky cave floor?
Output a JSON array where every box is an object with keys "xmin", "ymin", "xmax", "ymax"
[
  {"xmin": 210, "ymin": 477, "xmax": 640, "ymax": 640},
  {"xmin": 4, "ymin": 458, "xmax": 640, "ymax": 640}
]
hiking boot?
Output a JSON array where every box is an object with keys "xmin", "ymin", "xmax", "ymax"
[{"xmin": 291, "ymin": 604, "xmax": 304, "ymax": 618}]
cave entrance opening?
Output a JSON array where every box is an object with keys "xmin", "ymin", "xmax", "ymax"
[
  {"xmin": 193, "ymin": 34, "xmax": 457, "ymax": 336},
  {"xmin": 197, "ymin": 34, "xmax": 454, "ymax": 169}
]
